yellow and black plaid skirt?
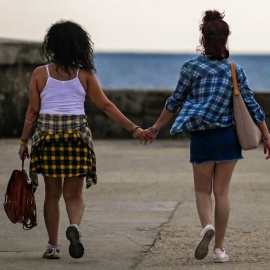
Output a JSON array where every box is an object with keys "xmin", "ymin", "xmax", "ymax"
[{"xmin": 30, "ymin": 114, "xmax": 97, "ymax": 192}]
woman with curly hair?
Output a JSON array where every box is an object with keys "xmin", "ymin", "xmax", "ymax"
[
  {"xmin": 18, "ymin": 20, "xmax": 146, "ymax": 259},
  {"xmin": 144, "ymin": 10, "xmax": 270, "ymax": 262}
]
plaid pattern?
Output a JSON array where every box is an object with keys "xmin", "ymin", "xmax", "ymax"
[
  {"xmin": 166, "ymin": 55, "xmax": 265, "ymax": 135},
  {"xmin": 30, "ymin": 114, "xmax": 97, "ymax": 192}
]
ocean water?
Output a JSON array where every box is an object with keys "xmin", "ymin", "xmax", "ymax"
[{"xmin": 94, "ymin": 53, "xmax": 270, "ymax": 92}]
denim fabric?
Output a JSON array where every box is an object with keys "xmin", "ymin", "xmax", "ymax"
[{"xmin": 190, "ymin": 126, "xmax": 243, "ymax": 164}]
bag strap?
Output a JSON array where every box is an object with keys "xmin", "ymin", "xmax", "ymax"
[
  {"xmin": 22, "ymin": 159, "xmax": 24, "ymax": 171},
  {"xmin": 230, "ymin": 62, "xmax": 240, "ymax": 95}
]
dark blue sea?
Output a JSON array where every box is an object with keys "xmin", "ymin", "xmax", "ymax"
[{"xmin": 94, "ymin": 53, "xmax": 270, "ymax": 92}]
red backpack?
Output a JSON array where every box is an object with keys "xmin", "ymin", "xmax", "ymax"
[{"xmin": 3, "ymin": 162, "xmax": 37, "ymax": 230}]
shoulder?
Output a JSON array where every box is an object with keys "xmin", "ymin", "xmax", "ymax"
[
  {"xmin": 234, "ymin": 63, "xmax": 245, "ymax": 72},
  {"xmin": 183, "ymin": 55, "xmax": 207, "ymax": 68},
  {"xmin": 228, "ymin": 60, "xmax": 244, "ymax": 73},
  {"xmin": 32, "ymin": 65, "xmax": 46, "ymax": 76},
  {"xmin": 233, "ymin": 62, "xmax": 247, "ymax": 79},
  {"xmin": 180, "ymin": 55, "xmax": 205, "ymax": 74},
  {"xmin": 180, "ymin": 59, "xmax": 194, "ymax": 71},
  {"xmin": 31, "ymin": 66, "xmax": 47, "ymax": 81},
  {"xmin": 78, "ymin": 69, "xmax": 100, "ymax": 92},
  {"xmin": 79, "ymin": 69, "xmax": 98, "ymax": 83},
  {"xmin": 79, "ymin": 69, "xmax": 95, "ymax": 77},
  {"xmin": 30, "ymin": 66, "xmax": 47, "ymax": 92}
]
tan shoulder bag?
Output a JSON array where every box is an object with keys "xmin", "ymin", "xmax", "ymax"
[{"xmin": 230, "ymin": 62, "xmax": 262, "ymax": 150}]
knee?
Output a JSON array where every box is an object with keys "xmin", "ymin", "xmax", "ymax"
[
  {"xmin": 195, "ymin": 185, "xmax": 212, "ymax": 196},
  {"xmin": 213, "ymin": 188, "xmax": 229, "ymax": 199},
  {"xmin": 45, "ymin": 188, "xmax": 62, "ymax": 201},
  {"xmin": 63, "ymin": 190, "xmax": 83, "ymax": 202},
  {"xmin": 44, "ymin": 177, "xmax": 63, "ymax": 201}
]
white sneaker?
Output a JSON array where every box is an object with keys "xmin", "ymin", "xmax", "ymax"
[
  {"xmin": 213, "ymin": 248, "xmax": 229, "ymax": 263},
  {"xmin": 43, "ymin": 244, "xmax": 60, "ymax": 259},
  {"xmin": 195, "ymin": 224, "xmax": 215, "ymax": 260}
]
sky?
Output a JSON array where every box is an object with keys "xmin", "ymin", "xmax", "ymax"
[{"xmin": 1, "ymin": 0, "xmax": 270, "ymax": 54}]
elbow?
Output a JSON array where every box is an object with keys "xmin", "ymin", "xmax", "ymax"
[
  {"xmin": 32, "ymin": 108, "xmax": 40, "ymax": 115},
  {"xmin": 100, "ymin": 101, "xmax": 115, "ymax": 114},
  {"xmin": 165, "ymin": 104, "xmax": 177, "ymax": 114},
  {"xmin": 27, "ymin": 106, "xmax": 40, "ymax": 117}
]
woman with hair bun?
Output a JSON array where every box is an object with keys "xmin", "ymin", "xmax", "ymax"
[
  {"xmin": 144, "ymin": 10, "xmax": 270, "ymax": 263},
  {"xmin": 18, "ymin": 20, "xmax": 146, "ymax": 259}
]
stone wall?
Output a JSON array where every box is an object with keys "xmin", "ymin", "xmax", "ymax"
[
  {"xmin": 0, "ymin": 39, "xmax": 269, "ymax": 139},
  {"xmin": 84, "ymin": 90, "xmax": 179, "ymax": 139},
  {"xmin": 0, "ymin": 39, "xmax": 43, "ymax": 137}
]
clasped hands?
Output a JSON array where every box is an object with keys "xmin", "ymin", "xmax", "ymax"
[{"xmin": 132, "ymin": 127, "xmax": 159, "ymax": 145}]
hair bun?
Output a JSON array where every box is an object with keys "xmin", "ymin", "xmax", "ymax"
[{"xmin": 204, "ymin": 10, "xmax": 224, "ymax": 23}]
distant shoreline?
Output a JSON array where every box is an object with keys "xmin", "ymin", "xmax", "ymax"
[{"xmin": 95, "ymin": 53, "xmax": 270, "ymax": 92}]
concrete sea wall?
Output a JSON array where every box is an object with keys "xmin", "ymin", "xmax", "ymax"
[{"xmin": 0, "ymin": 39, "xmax": 269, "ymax": 139}]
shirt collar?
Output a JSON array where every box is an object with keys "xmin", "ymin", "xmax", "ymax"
[
  {"xmin": 197, "ymin": 54, "xmax": 229, "ymax": 62},
  {"xmin": 197, "ymin": 54, "xmax": 211, "ymax": 62}
]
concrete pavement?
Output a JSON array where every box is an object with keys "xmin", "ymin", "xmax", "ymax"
[{"xmin": 0, "ymin": 139, "xmax": 270, "ymax": 270}]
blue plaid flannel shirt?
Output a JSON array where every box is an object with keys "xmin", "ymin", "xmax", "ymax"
[{"xmin": 166, "ymin": 55, "xmax": 265, "ymax": 135}]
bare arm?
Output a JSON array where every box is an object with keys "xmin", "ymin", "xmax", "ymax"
[
  {"xmin": 152, "ymin": 107, "xmax": 175, "ymax": 131},
  {"xmin": 144, "ymin": 107, "xmax": 175, "ymax": 143},
  {"xmin": 86, "ymin": 73, "xmax": 146, "ymax": 140},
  {"xmin": 18, "ymin": 69, "xmax": 41, "ymax": 160}
]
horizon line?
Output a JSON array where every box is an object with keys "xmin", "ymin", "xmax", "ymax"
[{"xmin": 1, "ymin": 37, "xmax": 270, "ymax": 55}]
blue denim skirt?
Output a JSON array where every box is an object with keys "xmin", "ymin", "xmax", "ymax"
[{"xmin": 189, "ymin": 126, "xmax": 243, "ymax": 164}]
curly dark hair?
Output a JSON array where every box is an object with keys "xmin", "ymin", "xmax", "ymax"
[
  {"xmin": 41, "ymin": 20, "xmax": 96, "ymax": 75},
  {"xmin": 198, "ymin": 10, "xmax": 231, "ymax": 60}
]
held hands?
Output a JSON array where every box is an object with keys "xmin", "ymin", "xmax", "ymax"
[
  {"xmin": 132, "ymin": 126, "xmax": 159, "ymax": 145},
  {"xmin": 142, "ymin": 127, "xmax": 159, "ymax": 144},
  {"xmin": 132, "ymin": 128, "xmax": 149, "ymax": 145}
]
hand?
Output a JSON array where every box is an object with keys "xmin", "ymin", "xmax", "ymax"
[
  {"xmin": 264, "ymin": 140, "xmax": 270, "ymax": 160},
  {"xmin": 18, "ymin": 145, "xmax": 29, "ymax": 160},
  {"xmin": 132, "ymin": 128, "xmax": 149, "ymax": 145},
  {"xmin": 143, "ymin": 128, "xmax": 159, "ymax": 144}
]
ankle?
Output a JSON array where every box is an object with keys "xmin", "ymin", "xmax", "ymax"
[
  {"xmin": 48, "ymin": 243, "xmax": 60, "ymax": 247},
  {"xmin": 203, "ymin": 224, "xmax": 214, "ymax": 229},
  {"xmin": 70, "ymin": 223, "xmax": 79, "ymax": 231},
  {"xmin": 214, "ymin": 247, "xmax": 224, "ymax": 254}
]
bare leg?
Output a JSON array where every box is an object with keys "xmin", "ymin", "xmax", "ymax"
[
  {"xmin": 44, "ymin": 176, "xmax": 63, "ymax": 245},
  {"xmin": 193, "ymin": 162, "xmax": 215, "ymax": 228},
  {"xmin": 213, "ymin": 161, "xmax": 237, "ymax": 249},
  {"xmin": 63, "ymin": 177, "xmax": 85, "ymax": 226}
]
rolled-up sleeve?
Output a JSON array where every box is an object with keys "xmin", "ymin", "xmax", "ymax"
[
  {"xmin": 237, "ymin": 66, "xmax": 265, "ymax": 123},
  {"xmin": 165, "ymin": 63, "xmax": 191, "ymax": 113}
]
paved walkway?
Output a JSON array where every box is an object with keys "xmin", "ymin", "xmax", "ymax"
[{"xmin": 0, "ymin": 139, "xmax": 269, "ymax": 270}]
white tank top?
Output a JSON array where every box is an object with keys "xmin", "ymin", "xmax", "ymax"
[{"xmin": 39, "ymin": 65, "xmax": 86, "ymax": 115}]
